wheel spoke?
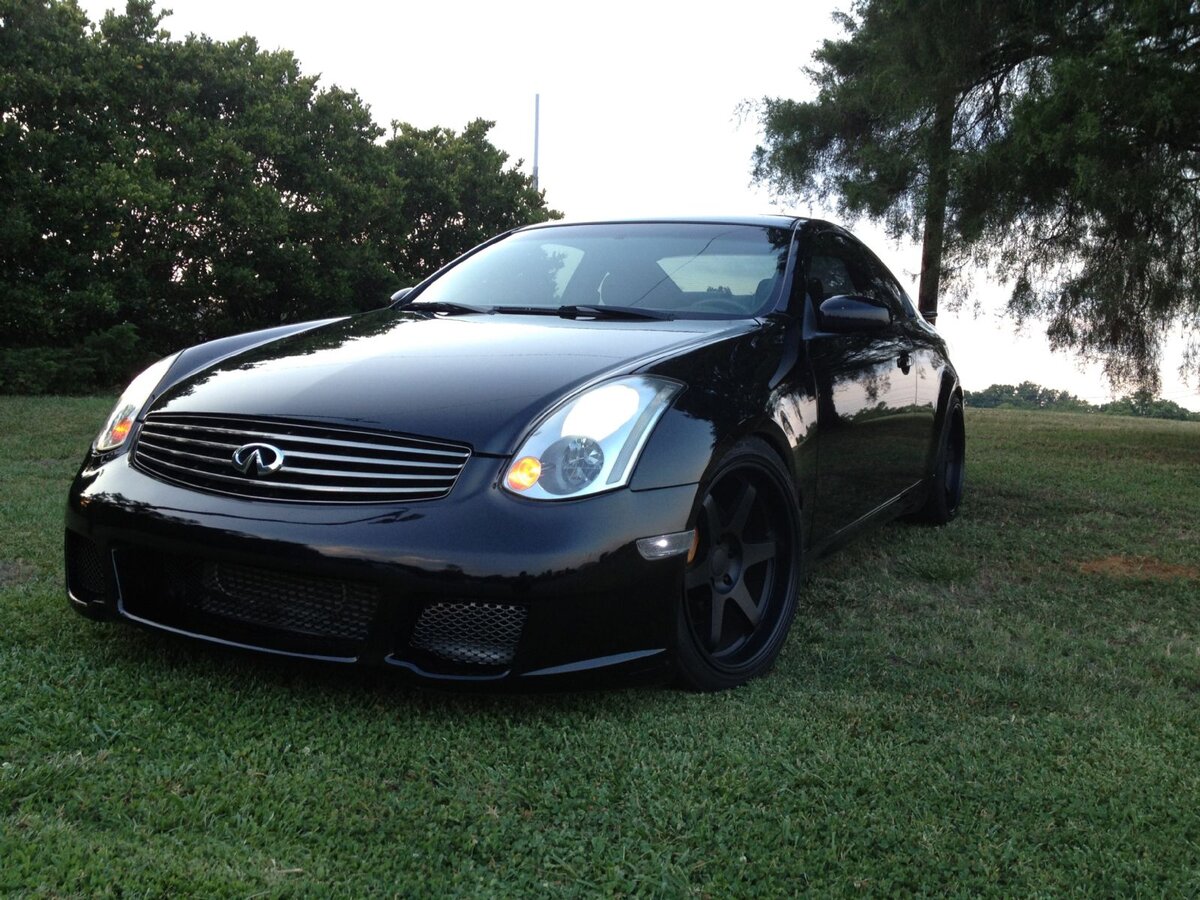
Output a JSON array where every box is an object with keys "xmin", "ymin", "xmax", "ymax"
[
  {"xmin": 741, "ymin": 540, "xmax": 776, "ymax": 569},
  {"xmin": 729, "ymin": 581, "xmax": 761, "ymax": 628},
  {"xmin": 709, "ymin": 590, "xmax": 726, "ymax": 647},
  {"xmin": 729, "ymin": 481, "xmax": 757, "ymax": 535}
]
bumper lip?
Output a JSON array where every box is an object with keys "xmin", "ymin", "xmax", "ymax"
[
  {"xmin": 67, "ymin": 452, "xmax": 698, "ymax": 686},
  {"xmin": 119, "ymin": 600, "xmax": 360, "ymax": 664},
  {"xmin": 518, "ymin": 649, "xmax": 666, "ymax": 678},
  {"xmin": 384, "ymin": 649, "xmax": 668, "ymax": 682}
]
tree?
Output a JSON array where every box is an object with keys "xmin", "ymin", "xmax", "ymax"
[
  {"xmin": 0, "ymin": 0, "xmax": 558, "ymax": 391},
  {"xmin": 85, "ymin": 4, "xmax": 398, "ymax": 346},
  {"xmin": 964, "ymin": 381, "xmax": 1092, "ymax": 411},
  {"xmin": 0, "ymin": 0, "xmax": 120, "ymax": 346},
  {"xmin": 0, "ymin": 0, "xmax": 396, "ymax": 354},
  {"xmin": 1100, "ymin": 390, "xmax": 1200, "ymax": 420},
  {"xmin": 379, "ymin": 119, "xmax": 560, "ymax": 284},
  {"xmin": 963, "ymin": 381, "xmax": 1199, "ymax": 419},
  {"xmin": 752, "ymin": 0, "xmax": 1200, "ymax": 390}
]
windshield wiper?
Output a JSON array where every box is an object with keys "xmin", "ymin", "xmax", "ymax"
[
  {"xmin": 468, "ymin": 304, "xmax": 676, "ymax": 321},
  {"xmin": 559, "ymin": 304, "xmax": 675, "ymax": 321},
  {"xmin": 405, "ymin": 300, "xmax": 493, "ymax": 315},
  {"xmin": 490, "ymin": 304, "xmax": 674, "ymax": 321},
  {"xmin": 490, "ymin": 305, "xmax": 559, "ymax": 316}
]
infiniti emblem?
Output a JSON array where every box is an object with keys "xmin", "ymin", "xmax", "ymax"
[{"xmin": 231, "ymin": 442, "xmax": 285, "ymax": 477}]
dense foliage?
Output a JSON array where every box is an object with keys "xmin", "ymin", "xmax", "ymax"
[
  {"xmin": 753, "ymin": 0, "xmax": 1200, "ymax": 391},
  {"xmin": 965, "ymin": 381, "xmax": 1200, "ymax": 420},
  {"xmin": 0, "ymin": 0, "xmax": 556, "ymax": 392}
]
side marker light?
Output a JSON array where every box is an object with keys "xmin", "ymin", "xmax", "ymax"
[{"xmin": 636, "ymin": 530, "xmax": 697, "ymax": 561}]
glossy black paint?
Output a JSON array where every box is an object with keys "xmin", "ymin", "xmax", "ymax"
[
  {"xmin": 66, "ymin": 216, "xmax": 960, "ymax": 686},
  {"xmin": 152, "ymin": 310, "xmax": 755, "ymax": 455}
]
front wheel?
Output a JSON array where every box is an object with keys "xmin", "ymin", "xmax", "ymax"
[{"xmin": 674, "ymin": 438, "xmax": 802, "ymax": 691}]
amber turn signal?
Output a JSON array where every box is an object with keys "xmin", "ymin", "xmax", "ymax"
[
  {"xmin": 109, "ymin": 417, "xmax": 134, "ymax": 446},
  {"xmin": 506, "ymin": 456, "xmax": 542, "ymax": 491}
]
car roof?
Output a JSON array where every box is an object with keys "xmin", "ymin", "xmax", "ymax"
[{"xmin": 516, "ymin": 214, "xmax": 807, "ymax": 232}]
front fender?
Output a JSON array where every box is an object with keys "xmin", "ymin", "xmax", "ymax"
[
  {"xmin": 148, "ymin": 317, "xmax": 346, "ymax": 410},
  {"xmin": 631, "ymin": 326, "xmax": 787, "ymax": 491}
]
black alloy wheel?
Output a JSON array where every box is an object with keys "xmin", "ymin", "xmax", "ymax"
[
  {"xmin": 917, "ymin": 394, "xmax": 966, "ymax": 525},
  {"xmin": 675, "ymin": 438, "xmax": 801, "ymax": 691}
]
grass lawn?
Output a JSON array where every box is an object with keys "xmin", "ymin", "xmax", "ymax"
[{"xmin": 2, "ymin": 397, "xmax": 1198, "ymax": 895}]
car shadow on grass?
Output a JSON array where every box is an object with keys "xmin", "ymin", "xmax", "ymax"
[{"xmin": 97, "ymin": 619, "xmax": 672, "ymax": 717}]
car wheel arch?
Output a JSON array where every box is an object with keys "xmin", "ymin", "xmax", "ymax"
[
  {"xmin": 915, "ymin": 388, "xmax": 965, "ymax": 525},
  {"xmin": 926, "ymin": 373, "xmax": 963, "ymax": 476},
  {"xmin": 691, "ymin": 421, "xmax": 802, "ymax": 501},
  {"xmin": 750, "ymin": 423, "xmax": 804, "ymax": 510}
]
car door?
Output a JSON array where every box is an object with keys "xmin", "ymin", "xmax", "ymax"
[
  {"xmin": 857, "ymin": 243, "xmax": 937, "ymax": 493},
  {"xmin": 802, "ymin": 228, "xmax": 919, "ymax": 539}
]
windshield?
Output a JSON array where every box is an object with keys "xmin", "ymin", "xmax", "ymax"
[{"xmin": 409, "ymin": 223, "xmax": 793, "ymax": 318}]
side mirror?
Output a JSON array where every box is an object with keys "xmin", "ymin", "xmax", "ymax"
[
  {"xmin": 817, "ymin": 295, "xmax": 893, "ymax": 332},
  {"xmin": 390, "ymin": 287, "xmax": 414, "ymax": 304}
]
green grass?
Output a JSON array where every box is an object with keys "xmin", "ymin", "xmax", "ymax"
[{"xmin": 2, "ymin": 398, "xmax": 1198, "ymax": 895}]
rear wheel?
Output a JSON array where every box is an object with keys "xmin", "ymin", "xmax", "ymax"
[
  {"xmin": 917, "ymin": 394, "xmax": 965, "ymax": 524},
  {"xmin": 675, "ymin": 439, "xmax": 801, "ymax": 691}
]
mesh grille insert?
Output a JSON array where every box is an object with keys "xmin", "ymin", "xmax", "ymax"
[
  {"xmin": 194, "ymin": 561, "xmax": 379, "ymax": 640},
  {"xmin": 117, "ymin": 550, "xmax": 382, "ymax": 650},
  {"xmin": 410, "ymin": 601, "xmax": 527, "ymax": 666},
  {"xmin": 133, "ymin": 413, "xmax": 470, "ymax": 504},
  {"xmin": 66, "ymin": 533, "xmax": 109, "ymax": 602}
]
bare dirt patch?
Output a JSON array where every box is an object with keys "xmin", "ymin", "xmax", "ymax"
[
  {"xmin": 1079, "ymin": 555, "xmax": 1199, "ymax": 580},
  {"xmin": 0, "ymin": 559, "xmax": 37, "ymax": 589}
]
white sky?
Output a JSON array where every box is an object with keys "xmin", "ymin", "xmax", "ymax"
[{"xmin": 79, "ymin": 0, "xmax": 1200, "ymax": 409}]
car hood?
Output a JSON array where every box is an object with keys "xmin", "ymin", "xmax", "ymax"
[{"xmin": 151, "ymin": 308, "xmax": 754, "ymax": 454}]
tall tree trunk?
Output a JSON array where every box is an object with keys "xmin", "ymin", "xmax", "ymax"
[{"xmin": 918, "ymin": 96, "xmax": 954, "ymax": 324}]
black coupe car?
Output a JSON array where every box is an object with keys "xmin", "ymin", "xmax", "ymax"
[{"xmin": 65, "ymin": 216, "xmax": 965, "ymax": 690}]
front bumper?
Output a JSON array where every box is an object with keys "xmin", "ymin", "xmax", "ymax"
[{"xmin": 65, "ymin": 450, "xmax": 698, "ymax": 686}]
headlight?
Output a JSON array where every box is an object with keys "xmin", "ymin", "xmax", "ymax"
[
  {"xmin": 93, "ymin": 352, "xmax": 180, "ymax": 453},
  {"xmin": 503, "ymin": 375, "xmax": 682, "ymax": 500}
]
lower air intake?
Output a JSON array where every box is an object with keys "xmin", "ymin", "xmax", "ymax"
[
  {"xmin": 66, "ymin": 533, "xmax": 109, "ymax": 602},
  {"xmin": 410, "ymin": 601, "xmax": 527, "ymax": 666},
  {"xmin": 196, "ymin": 561, "xmax": 379, "ymax": 641}
]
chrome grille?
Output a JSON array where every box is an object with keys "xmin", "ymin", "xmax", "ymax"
[
  {"xmin": 133, "ymin": 413, "xmax": 470, "ymax": 503},
  {"xmin": 410, "ymin": 601, "xmax": 527, "ymax": 666}
]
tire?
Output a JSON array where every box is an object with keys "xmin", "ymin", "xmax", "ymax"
[
  {"xmin": 917, "ymin": 393, "xmax": 965, "ymax": 525},
  {"xmin": 674, "ymin": 438, "xmax": 802, "ymax": 691}
]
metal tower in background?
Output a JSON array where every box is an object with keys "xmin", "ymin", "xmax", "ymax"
[{"xmin": 532, "ymin": 94, "xmax": 540, "ymax": 192}]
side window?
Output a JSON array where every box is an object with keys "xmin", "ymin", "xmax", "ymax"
[
  {"xmin": 807, "ymin": 252, "xmax": 857, "ymax": 299},
  {"xmin": 805, "ymin": 232, "xmax": 858, "ymax": 303},
  {"xmin": 807, "ymin": 231, "xmax": 906, "ymax": 319},
  {"xmin": 806, "ymin": 232, "xmax": 886, "ymax": 306},
  {"xmin": 859, "ymin": 245, "xmax": 913, "ymax": 318}
]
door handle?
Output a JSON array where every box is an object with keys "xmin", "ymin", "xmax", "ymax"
[{"xmin": 898, "ymin": 350, "xmax": 912, "ymax": 375}]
